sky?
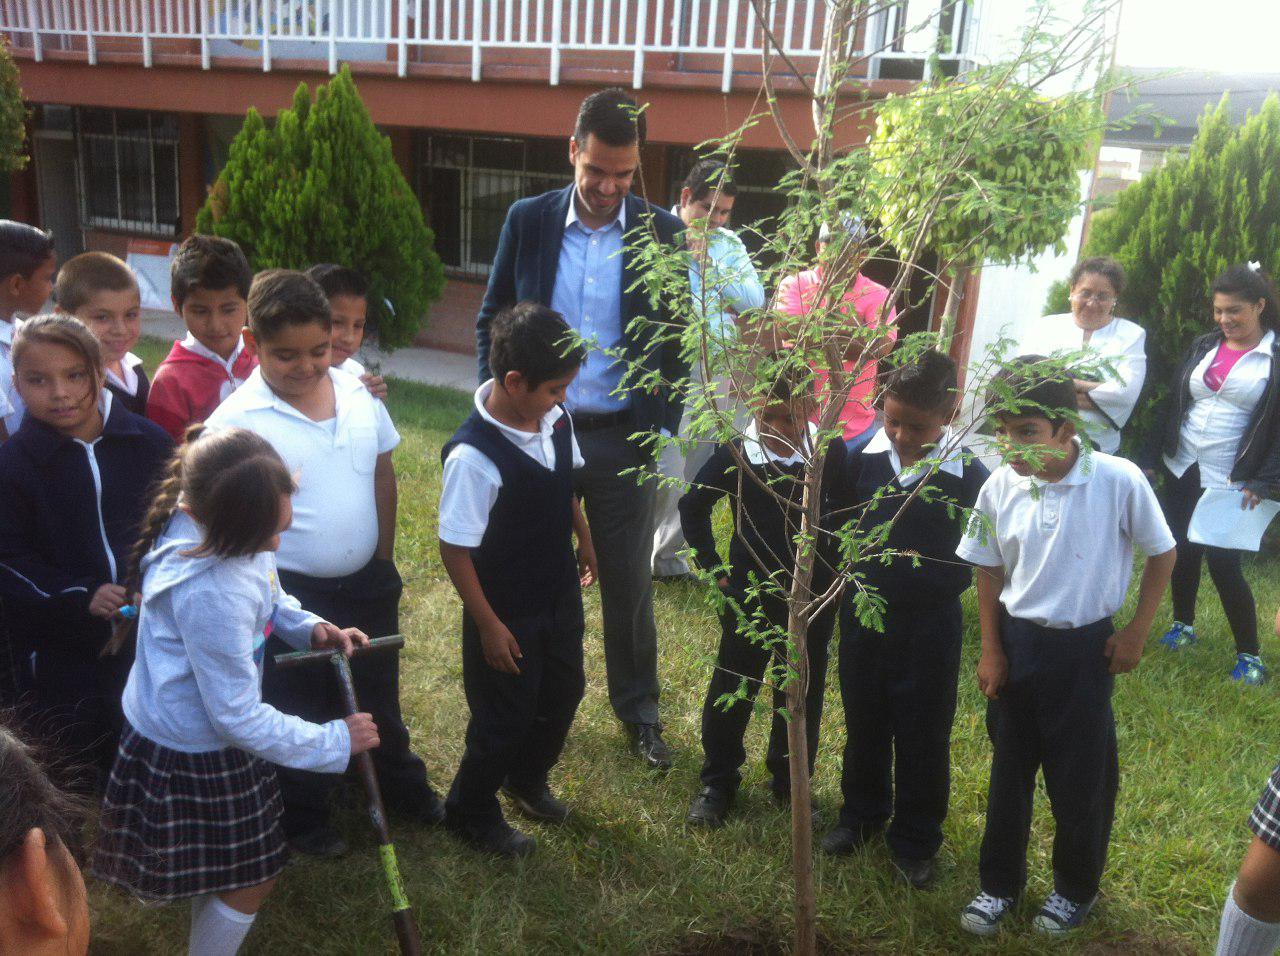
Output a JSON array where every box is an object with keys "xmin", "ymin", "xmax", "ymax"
[{"xmin": 1116, "ymin": 0, "xmax": 1280, "ymax": 71}]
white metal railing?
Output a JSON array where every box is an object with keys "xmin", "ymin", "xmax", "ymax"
[{"xmin": 0, "ymin": 0, "xmax": 980, "ymax": 92}]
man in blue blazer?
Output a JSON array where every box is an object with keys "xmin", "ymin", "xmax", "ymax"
[{"xmin": 476, "ymin": 88, "xmax": 685, "ymax": 772}]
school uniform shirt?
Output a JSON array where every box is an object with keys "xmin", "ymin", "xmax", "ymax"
[
  {"xmin": 338, "ymin": 356, "xmax": 365, "ymax": 376},
  {"xmin": 146, "ymin": 333, "xmax": 258, "ymax": 441},
  {"xmin": 1020, "ymin": 314, "xmax": 1147, "ymax": 454},
  {"xmin": 439, "ymin": 380, "xmax": 584, "ymax": 546},
  {"xmin": 104, "ymin": 352, "xmax": 151, "ymax": 418},
  {"xmin": 206, "ymin": 367, "xmax": 399, "ymax": 579},
  {"xmin": 0, "ymin": 317, "xmax": 22, "ymax": 434},
  {"xmin": 121, "ymin": 511, "xmax": 350, "ymax": 772},
  {"xmin": 956, "ymin": 446, "xmax": 1175, "ymax": 629},
  {"xmin": 1164, "ymin": 330, "xmax": 1276, "ymax": 489},
  {"xmin": 0, "ymin": 390, "xmax": 173, "ymax": 625}
]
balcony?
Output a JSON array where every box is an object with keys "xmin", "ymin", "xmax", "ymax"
[{"xmin": 1, "ymin": 0, "xmax": 981, "ymax": 92}]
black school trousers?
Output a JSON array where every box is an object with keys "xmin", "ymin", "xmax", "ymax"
[
  {"xmin": 979, "ymin": 615, "xmax": 1118, "ymax": 905},
  {"xmin": 1160, "ymin": 462, "xmax": 1258, "ymax": 655},
  {"xmin": 445, "ymin": 581, "xmax": 585, "ymax": 833},
  {"xmin": 699, "ymin": 593, "xmax": 833, "ymax": 795},
  {"xmin": 837, "ymin": 597, "xmax": 963, "ymax": 861},
  {"xmin": 263, "ymin": 557, "xmax": 434, "ymax": 837}
]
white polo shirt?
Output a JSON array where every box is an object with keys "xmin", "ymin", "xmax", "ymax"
[
  {"xmin": 956, "ymin": 447, "xmax": 1174, "ymax": 629},
  {"xmin": 207, "ymin": 366, "xmax": 399, "ymax": 578},
  {"xmin": 438, "ymin": 380, "xmax": 584, "ymax": 548}
]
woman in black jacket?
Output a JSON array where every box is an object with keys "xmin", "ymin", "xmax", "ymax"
[{"xmin": 1149, "ymin": 265, "xmax": 1280, "ymax": 685}]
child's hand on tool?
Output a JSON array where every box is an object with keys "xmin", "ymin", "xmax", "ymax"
[
  {"xmin": 344, "ymin": 713, "xmax": 380, "ymax": 755},
  {"xmin": 310, "ymin": 622, "xmax": 371, "ymax": 656}
]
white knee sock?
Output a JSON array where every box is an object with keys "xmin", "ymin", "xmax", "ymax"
[
  {"xmin": 188, "ymin": 894, "xmax": 257, "ymax": 956},
  {"xmin": 1217, "ymin": 883, "xmax": 1280, "ymax": 956}
]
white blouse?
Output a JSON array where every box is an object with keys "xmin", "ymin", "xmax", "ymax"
[
  {"xmin": 1020, "ymin": 314, "xmax": 1147, "ymax": 454},
  {"xmin": 1164, "ymin": 330, "xmax": 1275, "ymax": 489}
]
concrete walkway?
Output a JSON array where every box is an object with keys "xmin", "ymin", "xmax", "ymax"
[{"xmin": 143, "ymin": 310, "xmax": 476, "ymax": 393}]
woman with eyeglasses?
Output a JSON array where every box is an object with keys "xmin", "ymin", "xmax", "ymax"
[
  {"xmin": 1019, "ymin": 256, "xmax": 1147, "ymax": 454},
  {"xmin": 1149, "ymin": 264, "xmax": 1280, "ymax": 686}
]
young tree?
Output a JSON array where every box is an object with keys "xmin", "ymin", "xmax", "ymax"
[
  {"xmin": 197, "ymin": 65, "xmax": 444, "ymax": 348},
  {"xmin": 0, "ymin": 38, "xmax": 28, "ymax": 173},
  {"xmin": 1050, "ymin": 94, "xmax": 1280, "ymax": 449},
  {"xmin": 612, "ymin": 2, "xmax": 1121, "ymax": 952}
]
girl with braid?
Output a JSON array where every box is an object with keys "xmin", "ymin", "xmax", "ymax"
[
  {"xmin": 0, "ymin": 315, "xmax": 171, "ymax": 788},
  {"xmin": 91, "ymin": 426, "xmax": 379, "ymax": 956}
]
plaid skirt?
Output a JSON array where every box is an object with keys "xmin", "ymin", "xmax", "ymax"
[
  {"xmin": 90, "ymin": 722, "xmax": 288, "ymax": 902},
  {"xmin": 1248, "ymin": 762, "xmax": 1280, "ymax": 851}
]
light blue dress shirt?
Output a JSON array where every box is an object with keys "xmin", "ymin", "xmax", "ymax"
[
  {"xmin": 551, "ymin": 195, "xmax": 628, "ymax": 415},
  {"xmin": 673, "ymin": 209, "xmax": 765, "ymax": 344}
]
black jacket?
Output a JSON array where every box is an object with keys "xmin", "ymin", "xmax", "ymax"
[
  {"xmin": 474, "ymin": 185, "xmax": 687, "ymax": 436},
  {"xmin": 1145, "ymin": 330, "xmax": 1280, "ymax": 494},
  {"xmin": 0, "ymin": 395, "xmax": 173, "ymax": 634}
]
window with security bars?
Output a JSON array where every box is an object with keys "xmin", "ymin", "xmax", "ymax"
[
  {"xmin": 416, "ymin": 133, "xmax": 571, "ymax": 280},
  {"xmin": 77, "ymin": 109, "xmax": 180, "ymax": 238}
]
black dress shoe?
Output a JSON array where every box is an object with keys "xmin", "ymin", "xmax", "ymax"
[
  {"xmin": 892, "ymin": 854, "xmax": 937, "ymax": 889},
  {"xmin": 391, "ymin": 786, "xmax": 446, "ymax": 827},
  {"xmin": 288, "ymin": 826, "xmax": 347, "ymax": 859},
  {"xmin": 501, "ymin": 785, "xmax": 570, "ymax": 824},
  {"xmin": 820, "ymin": 824, "xmax": 880, "ymax": 856},
  {"xmin": 447, "ymin": 819, "xmax": 537, "ymax": 859},
  {"xmin": 687, "ymin": 786, "xmax": 734, "ymax": 828},
  {"xmin": 626, "ymin": 722, "xmax": 673, "ymax": 770}
]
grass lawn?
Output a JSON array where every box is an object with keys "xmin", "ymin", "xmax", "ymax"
[{"xmin": 86, "ymin": 339, "xmax": 1280, "ymax": 954}]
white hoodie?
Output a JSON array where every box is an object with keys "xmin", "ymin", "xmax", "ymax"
[{"xmin": 121, "ymin": 511, "xmax": 351, "ymax": 772}]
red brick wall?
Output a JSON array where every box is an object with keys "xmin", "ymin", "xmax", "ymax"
[{"xmin": 416, "ymin": 278, "xmax": 484, "ymax": 354}]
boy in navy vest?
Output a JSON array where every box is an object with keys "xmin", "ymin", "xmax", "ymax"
[
  {"xmin": 438, "ymin": 302, "xmax": 598, "ymax": 858},
  {"xmin": 821, "ymin": 351, "xmax": 988, "ymax": 890}
]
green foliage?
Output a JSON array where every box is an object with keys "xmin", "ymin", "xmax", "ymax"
[
  {"xmin": 869, "ymin": 80, "xmax": 1099, "ymax": 269},
  {"xmin": 0, "ymin": 38, "xmax": 28, "ymax": 172},
  {"xmin": 1073, "ymin": 94, "xmax": 1280, "ymax": 448},
  {"xmin": 196, "ymin": 66, "xmax": 443, "ymax": 348}
]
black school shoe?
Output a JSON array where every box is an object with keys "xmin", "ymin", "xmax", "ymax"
[
  {"xmin": 820, "ymin": 824, "xmax": 882, "ymax": 856},
  {"xmin": 288, "ymin": 826, "xmax": 348, "ymax": 859},
  {"xmin": 501, "ymin": 784, "xmax": 570, "ymax": 824},
  {"xmin": 389, "ymin": 786, "xmax": 447, "ymax": 827},
  {"xmin": 446, "ymin": 818, "xmax": 537, "ymax": 859},
  {"xmin": 892, "ymin": 854, "xmax": 938, "ymax": 890},
  {"xmin": 687, "ymin": 786, "xmax": 735, "ymax": 828},
  {"xmin": 625, "ymin": 722, "xmax": 673, "ymax": 770}
]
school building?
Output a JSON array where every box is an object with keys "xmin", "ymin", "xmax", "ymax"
[{"xmin": 0, "ymin": 0, "xmax": 996, "ymax": 356}]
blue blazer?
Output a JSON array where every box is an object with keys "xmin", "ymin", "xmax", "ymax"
[{"xmin": 475, "ymin": 185, "xmax": 688, "ymax": 436}]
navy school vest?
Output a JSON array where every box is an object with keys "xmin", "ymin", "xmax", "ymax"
[{"xmin": 441, "ymin": 408, "xmax": 577, "ymax": 619}]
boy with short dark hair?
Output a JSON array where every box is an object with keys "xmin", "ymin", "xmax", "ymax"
[
  {"xmin": 0, "ymin": 220, "xmax": 57, "ymax": 440},
  {"xmin": 305, "ymin": 263, "xmax": 386, "ymax": 399},
  {"xmin": 822, "ymin": 351, "xmax": 988, "ymax": 889},
  {"xmin": 956, "ymin": 356, "xmax": 1176, "ymax": 938},
  {"xmin": 146, "ymin": 235, "xmax": 257, "ymax": 440},
  {"xmin": 54, "ymin": 252, "xmax": 149, "ymax": 416},
  {"xmin": 207, "ymin": 269, "xmax": 442, "ymax": 857},
  {"xmin": 438, "ymin": 301, "xmax": 596, "ymax": 858},
  {"xmin": 679, "ymin": 363, "xmax": 846, "ymax": 829}
]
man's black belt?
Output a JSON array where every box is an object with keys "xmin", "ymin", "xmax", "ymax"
[{"xmin": 572, "ymin": 410, "xmax": 630, "ymax": 432}]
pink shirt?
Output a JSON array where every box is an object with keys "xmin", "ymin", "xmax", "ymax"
[
  {"xmin": 775, "ymin": 267, "xmax": 898, "ymax": 440},
  {"xmin": 1204, "ymin": 343, "xmax": 1250, "ymax": 392}
]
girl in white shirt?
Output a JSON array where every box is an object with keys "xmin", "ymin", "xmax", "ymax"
[
  {"xmin": 91, "ymin": 426, "xmax": 379, "ymax": 956},
  {"xmin": 1151, "ymin": 265, "xmax": 1280, "ymax": 685},
  {"xmin": 1020, "ymin": 257, "xmax": 1146, "ymax": 455}
]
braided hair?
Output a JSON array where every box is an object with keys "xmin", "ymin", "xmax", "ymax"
[{"xmin": 105, "ymin": 426, "xmax": 295, "ymax": 655}]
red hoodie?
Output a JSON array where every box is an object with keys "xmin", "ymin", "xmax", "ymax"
[{"xmin": 146, "ymin": 338, "xmax": 259, "ymax": 441}]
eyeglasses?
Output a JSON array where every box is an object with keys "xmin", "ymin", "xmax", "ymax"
[{"xmin": 1069, "ymin": 291, "xmax": 1115, "ymax": 305}]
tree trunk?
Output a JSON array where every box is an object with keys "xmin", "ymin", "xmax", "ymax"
[
  {"xmin": 938, "ymin": 268, "xmax": 967, "ymax": 348},
  {"xmin": 785, "ymin": 619, "xmax": 816, "ymax": 956}
]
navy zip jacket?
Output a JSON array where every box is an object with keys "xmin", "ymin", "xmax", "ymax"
[
  {"xmin": 474, "ymin": 185, "xmax": 688, "ymax": 437},
  {"xmin": 0, "ymin": 393, "xmax": 173, "ymax": 634}
]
